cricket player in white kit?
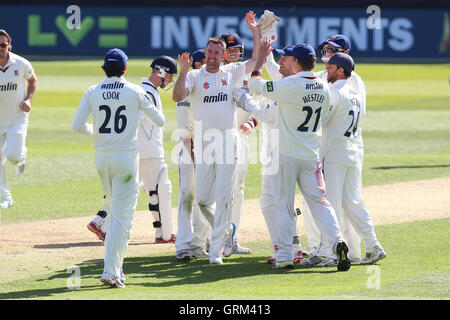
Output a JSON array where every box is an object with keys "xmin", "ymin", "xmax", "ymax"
[
  {"xmin": 139, "ymin": 55, "xmax": 178, "ymax": 243},
  {"xmin": 0, "ymin": 29, "xmax": 37, "ymax": 209},
  {"xmin": 173, "ymin": 37, "xmax": 256, "ymax": 264},
  {"xmin": 87, "ymin": 56, "xmax": 178, "ymax": 244},
  {"xmin": 220, "ymin": 26, "xmax": 258, "ymax": 257},
  {"xmin": 233, "ymin": 48, "xmax": 304, "ymax": 264},
  {"xmin": 248, "ymin": 39, "xmax": 350, "ymax": 271},
  {"xmin": 303, "ymin": 54, "xmax": 387, "ymax": 266},
  {"xmin": 175, "ymin": 49, "xmax": 211, "ymax": 260},
  {"xmin": 302, "ymin": 34, "xmax": 370, "ymax": 263},
  {"xmin": 73, "ymin": 49, "xmax": 165, "ymax": 288}
]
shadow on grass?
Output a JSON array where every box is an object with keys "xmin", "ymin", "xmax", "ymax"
[
  {"xmin": 34, "ymin": 242, "xmax": 103, "ymax": 249},
  {"xmin": 0, "ymin": 254, "xmax": 347, "ymax": 299},
  {"xmin": 372, "ymin": 164, "xmax": 450, "ymax": 170}
]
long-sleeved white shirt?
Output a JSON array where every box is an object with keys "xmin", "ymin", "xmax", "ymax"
[
  {"xmin": 72, "ymin": 76, "xmax": 165, "ymax": 152},
  {"xmin": 138, "ymin": 80, "xmax": 165, "ymax": 159},
  {"xmin": 248, "ymin": 71, "xmax": 331, "ymax": 161},
  {"xmin": 321, "ymin": 79, "xmax": 362, "ymax": 166}
]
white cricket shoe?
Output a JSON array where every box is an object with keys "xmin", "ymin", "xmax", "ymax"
[
  {"xmin": 223, "ymin": 223, "xmax": 236, "ymax": 257},
  {"xmin": 101, "ymin": 276, "xmax": 126, "ymax": 289},
  {"xmin": 190, "ymin": 247, "xmax": 209, "ymax": 259},
  {"xmin": 15, "ymin": 161, "xmax": 26, "ymax": 175},
  {"xmin": 361, "ymin": 246, "xmax": 387, "ymax": 265},
  {"xmin": 0, "ymin": 195, "xmax": 13, "ymax": 209},
  {"xmin": 300, "ymin": 255, "xmax": 337, "ymax": 267},
  {"xmin": 209, "ymin": 256, "xmax": 223, "ymax": 265},
  {"xmin": 233, "ymin": 241, "xmax": 252, "ymax": 254},
  {"xmin": 176, "ymin": 249, "xmax": 192, "ymax": 261}
]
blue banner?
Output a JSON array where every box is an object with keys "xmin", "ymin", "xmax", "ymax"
[{"xmin": 1, "ymin": 5, "xmax": 449, "ymax": 60}]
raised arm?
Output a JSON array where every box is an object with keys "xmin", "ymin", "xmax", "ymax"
[{"xmin": 172, "ymin": 52, "xmax": 192, "ymax": 102}]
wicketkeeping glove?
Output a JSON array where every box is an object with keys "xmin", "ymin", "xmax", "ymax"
[
  {"xmin": 257, "ymin": 10, "xmax": 281, "ymax": 41},
  {"xmin": 233, "ymin": 87, "xmax": 250, "ymax": 110}
]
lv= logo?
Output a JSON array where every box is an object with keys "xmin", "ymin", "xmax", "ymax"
[{"xmin": 28, "ymin": 7, "xmax": 128, "ymax": 48}]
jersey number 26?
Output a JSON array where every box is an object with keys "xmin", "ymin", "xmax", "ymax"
[{"xmin": 99, "ymin": 105, "xmax": 127, "ymax": 134}]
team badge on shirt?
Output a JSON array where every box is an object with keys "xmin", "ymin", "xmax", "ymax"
[
  {"xmin": 221, "ymin": 78, "xmax": 227, "ymax": 85},
  {"xmin": 203, "ymin": 82, "xmax": 209, "ymax": 89},
  {"xmin": 14, "ymin": 70, "xmax": 19, "ymax": 76},
  {"xmin": 266, "ymin": 81, "xmax": 274, "ymax": 92}
]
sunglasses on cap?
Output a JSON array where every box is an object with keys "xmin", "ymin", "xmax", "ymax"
[
  {"xmin": 0, "ymin": 42, "xmax": 9, "ymax": 48},
  {"xmin": 321, "ymin": 46, "xmax": 345, "ymax": 56}
]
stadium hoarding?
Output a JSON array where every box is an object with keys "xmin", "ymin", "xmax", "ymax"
[{"xmin": 1, "ymin": 5, "xmax": 449, "ymax": 60}]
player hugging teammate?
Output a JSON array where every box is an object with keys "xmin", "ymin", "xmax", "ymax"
[{"xmin": 80, "ymin": 10, "xmax": 387, "ymax": 282}]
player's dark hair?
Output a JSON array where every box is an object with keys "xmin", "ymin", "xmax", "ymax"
[
  {"xmin": 343, "ymin": 70, "xmax": 352, "ymax": 78},
  {"xmin": 297, "ymin": 56, "xmax": 317, "ymax": 71},
  {"xmin": 0, "ymin": 29, "xmax": 12, "ymax": 50},
  {"xmin": 206, "ymin": 37, "xmax": 227, "ymax": 53},
  {"xmin": 101, "ymin": 64, "xmax": 125, "ymax": 77}
]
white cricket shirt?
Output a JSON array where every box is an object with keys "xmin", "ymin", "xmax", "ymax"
[
  {"xmin": 0, "ymin": 52, "xmax": 34, "ymax": 127},
  {"xmin": 185, "ymin": 63, "xmax": 246, "ymax": 132},
  {"xmin": 72, "ymin": 76, "xmax": 165, "ymax": 152},
  {"xmin": 317, "ymin": 69, "xmax": 366, "ymax": 149},
  {"xmin": 176, "ymin": 96, "xmax": 194, "ymax": 140},
  {"xmin": 321, "ymin": 79, "xmax": 362, "ymax": 167},
  {"xmin": 248, "ymin": 71, "xmax": 331, "ymax": 161},
  {"xmin": 138, "ymin": 80, "xmax": 164, "ymax": 159}
]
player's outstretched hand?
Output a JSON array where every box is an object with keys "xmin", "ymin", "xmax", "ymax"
[
  {"xmin": 178, "ymin": 52, "xmax": 193, "ymax": 74},
  {"xmin": 259, "ymin": 37, "xmax": 272, "ymax": 58},
  {"xmin": 20, "ymin": 99, "xmax": 31, "ymax": 113},
  {"xmin": 245, "ymin": 10, "xmax": 258, "ymax": 31}
]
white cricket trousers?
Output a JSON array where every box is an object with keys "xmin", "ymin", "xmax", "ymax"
[
  {"xmin": 230, "ymin": 133, "xmax": 249, "ymax": 237},
  {"xmin": 174, "ymin": 137, "xmax": 208, "ymax": 252},
  {"xmin": 139, "ymin": 158, "xmax": 173, "ymax": 241},
  {"xmin": 303, "ymin": 151, "xmax": 365, "ymax": 260},
  {"xmin": 96, "ymin": 150, "xmax": 140, "ymax": 279},
  {"xmin": 192, "ymin": 129, "xmax": 238, "ymax": 259},
  {"xmin": 0, "ymin": 121, "xmax": 28, "ymax": 196},
  {"xmin": 277, "ymin": 154, "xmax": 343, "ymax": 263},
  {"xmin": 318, "ymin": 159, "xmax": 380, "ymax": 257}
]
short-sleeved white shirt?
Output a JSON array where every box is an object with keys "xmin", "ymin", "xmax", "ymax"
[
  {"xmin": 185, "ymin": 63, "xmax": 246, "ymax": 132},
  {"xmin": 0, "ymin": 52, "xmax": 34, "ymax": 127}
]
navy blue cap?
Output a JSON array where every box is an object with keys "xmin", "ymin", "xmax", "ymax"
[
  {"xmin": 220, "ymin": 32, "xmax": 243, "ymax": 48},
  {"xmin": 191, "ymin": 49, "xmax": 206, "ymax": 68},
  {"xmin": 318, "ymin": 34, "xmax": 351, "ymax": 51},
  {"xmin": 327, "ymin": 53, "xmax": 355, "ymax": 73},
  {"xmin": 104, "ymin": 48, "xmax": 128, "ymax": 69},
  {"xmin": 273, "ymin": 43, "xmax": 316, "ymax": 62}
]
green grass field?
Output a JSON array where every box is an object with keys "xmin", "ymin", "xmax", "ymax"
[{"xmin": 0, "ymin": 60, "xmax": 449, "ymax": 301}]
